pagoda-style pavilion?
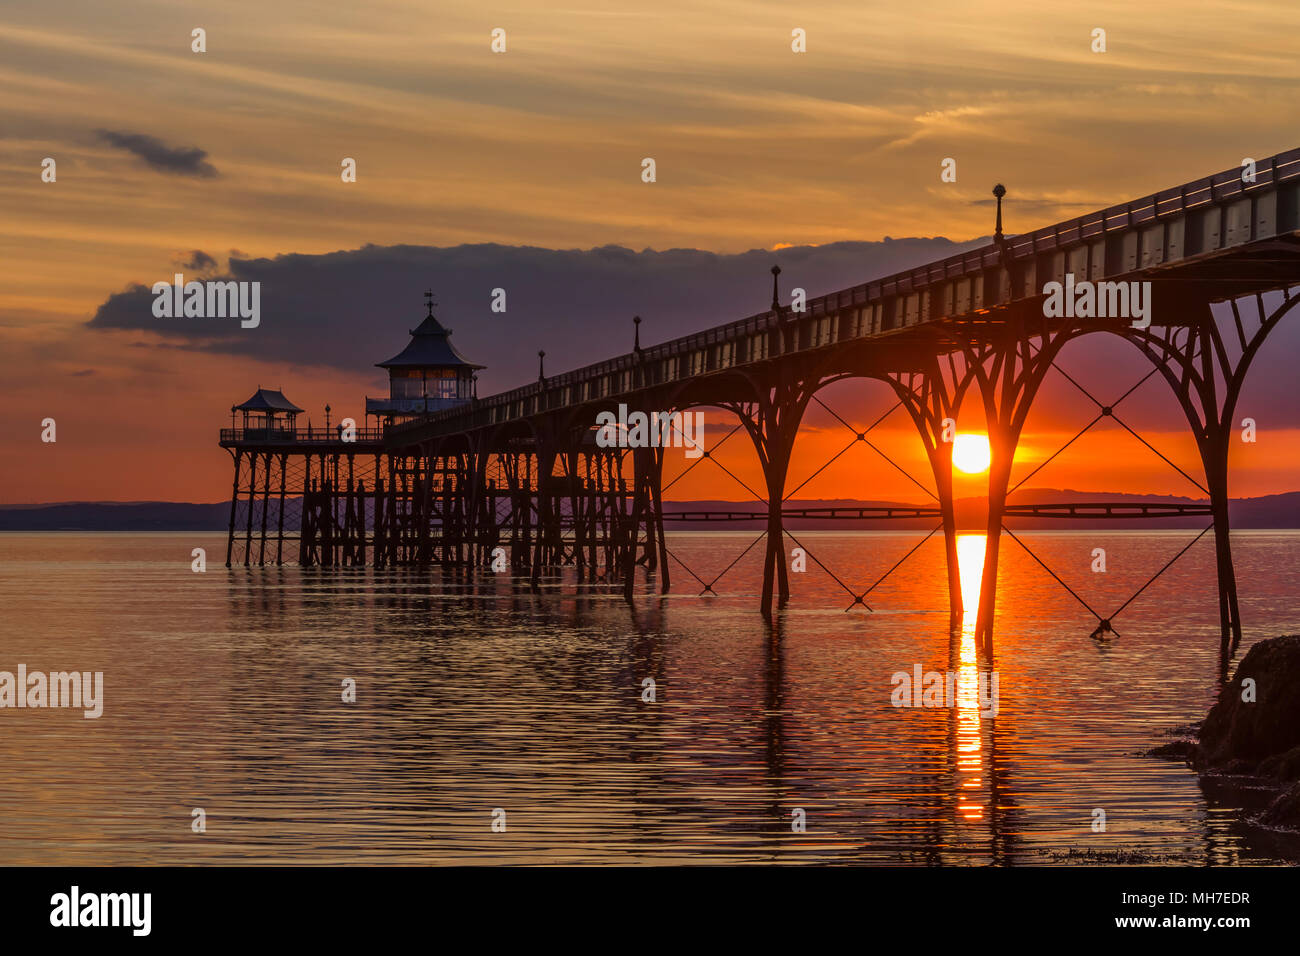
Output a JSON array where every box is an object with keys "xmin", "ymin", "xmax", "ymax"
[
  {"xmin": 232, "ymin": 387, "xmax": 304, "ymax": 441},
  {"xmin": 366, "ymin": 292, "xmax": 484, "ymax": 425}
]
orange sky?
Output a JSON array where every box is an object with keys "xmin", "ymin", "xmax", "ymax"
[{"xmin": 1, "ymin": 0, "xmax": 1298, "ymax": 503}]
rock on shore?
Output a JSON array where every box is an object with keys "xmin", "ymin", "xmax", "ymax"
[
  {"xmin": 1196, "ymin": 634, "xmax": 1300, "ymax": 772},
  {"xmin": 1157, "ymin": 635, "xmax": 1300, "ymax": 829}
]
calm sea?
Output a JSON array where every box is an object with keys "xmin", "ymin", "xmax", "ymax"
[{"xmin": 1, "ymin": 530, "xmax": 1297, "ymax": 865}]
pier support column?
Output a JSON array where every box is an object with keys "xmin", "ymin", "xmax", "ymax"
[
  {"xmin": 224, "ymin": 450, "xmax": 242, "ymax": 568},
  {"xmin": 649, "ymin": 445, "xmax": 669, "ymax": 593},
  {"xmin": 275, "ymin": 454, "xmax": 288, "ymax": 565},
  {"xmin": 622, "ymin": 445, "xmax": 653, "ymax": 600},
  {"xmin": 1205, "ymin": 443, "xmax": 1240, "ymax": 656},
  {"xmin": 417, "ymin": 442, "xmax": 435, "ymax": 566},
  {"xmin": 887, "ymin": 353, "xmax": 977, "ymax": 623},
  {"xmin": 531, "ymin": 440, "xmax": 558, "ymax": 586},
  {"xmin": 968, "ymin": 311, "xmax": 1075, "ymax": 652},
  {"xmin": 258, "ymin": 451, "xmax": 272, "ymax": 566},
  {"xmin": 731, "ymin": 380, "xmax": 814, "ymax": 618},
  {"xmin": 464, "ymin": 436, "xmax": 490, "ymax": 570},
  {"xmin": 243, "ymin": 452, "xmax": 258, "ymax": 567},
  {"xmin": 1129, "ymin": 289, "xmax": 1300, "ymax": 658}
]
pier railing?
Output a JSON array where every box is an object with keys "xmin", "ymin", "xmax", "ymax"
[{"xmin": 220, "ymin": 427, "xmax": 387, "ymax": 446}]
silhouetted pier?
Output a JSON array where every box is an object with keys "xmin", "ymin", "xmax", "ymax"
[{"xmin": 221, "ymin": 148, "xmax": 1300, "ymax": 659}]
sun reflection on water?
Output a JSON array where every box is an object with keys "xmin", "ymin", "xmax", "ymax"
[{"xmin": 955, "ymin": 533, "xmax": 987, "ymax": 821}]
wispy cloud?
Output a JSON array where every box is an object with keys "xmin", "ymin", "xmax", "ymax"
[{"xmin": 95, "ymin": 130, "xmax": 218, "ymax": 178}]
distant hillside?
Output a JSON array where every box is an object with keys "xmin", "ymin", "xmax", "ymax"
[
  {"xmin": 665, "ymin": 491, "xmax": 1300, "ymax": 531},
  {"xmin": 960, "ymin": 489, "xmax": 1300, "ymax": 531},
  {"xmin": 0, "ymin": 501, "xmax": 230, "ymax": 531},
  {"xmin": 1, "ymin": 490, "xmax": 1296, "ymax": 531}
]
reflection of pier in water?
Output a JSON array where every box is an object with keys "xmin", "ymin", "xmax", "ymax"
[
  {"xmin": 226, "ymin": 539, "xmax": 1283, "ymax": 862},
  {"xmin": 955, "ymin": 534, "xmax": 988, "ymax": 823},
  {"xmin": 934, "ymin": 533, "xmax": 1016, "ymax": 862}
]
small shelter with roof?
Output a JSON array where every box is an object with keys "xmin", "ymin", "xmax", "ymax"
[
  {"xmin": 232, "ymin": 387, "xmax": 303, "ymax": 440},
  {"xmin": 366, "ymin": 292, "xmax": 484, "ymax": 424}
]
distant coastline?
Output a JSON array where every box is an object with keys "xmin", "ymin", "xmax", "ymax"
[{"xmin": 2, "ymin": 489, "xmax": 1296, "ymax": 532}]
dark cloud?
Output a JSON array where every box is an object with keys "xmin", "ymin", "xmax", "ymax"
[
  {"xmin": 95, "ymin": 130, "xmax": 218, "ymax": 178},
  {"xmin": 85, "ymin": 239, "xmax": 1299, "ymax": 432},
  {"xmin": 85, "ymin": 238, "xmax": 985, "ymax": 389},
  {"xmin": 175, "ymin": 249, "xmax": 218, "ymax": 273}
]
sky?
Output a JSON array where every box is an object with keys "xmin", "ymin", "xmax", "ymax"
[{"xmin": 1, "ymin": 0, "xmax": 1298, "ymax": 504}]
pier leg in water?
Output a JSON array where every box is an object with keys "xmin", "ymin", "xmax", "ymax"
[
  {"xmin": 887, "ymin": 355, "xmax": 978, "ymax": 625},
  {"xmin": 728, "ymin": 381, "xmax": 812, "ymax": 618},
  {"xmin": 1128, "ymin": 291, "xmax": 1300, "ymax": 660},
  {"xmin": 968, "ymin": 311, "xmax": 1077, "ymax": 653}
]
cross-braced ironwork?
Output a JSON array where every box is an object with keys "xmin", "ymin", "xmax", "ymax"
[{"xmin": 992, "ymin": 356, "xmax": 1231, "ymax": 654}]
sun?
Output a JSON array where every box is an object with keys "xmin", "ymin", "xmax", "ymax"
[{"xmin": 952, "ymin": 433, "xmax": 991, "ymax": 474}]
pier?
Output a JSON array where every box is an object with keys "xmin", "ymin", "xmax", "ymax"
[{"xmin": 221, "ymin": 148, "xmax": 1300, "ymax": 659}]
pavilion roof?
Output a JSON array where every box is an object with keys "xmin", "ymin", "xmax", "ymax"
[
  {"xmin": 234, "ymin": 387, "xmax": 304, "ymax": 413},
  {"xmin": 376, "ymin": 309, "xmax": 485, "ymax": 371}
]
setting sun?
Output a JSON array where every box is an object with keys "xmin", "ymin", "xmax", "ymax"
[{"xmin": 953, "ymin": 434, "xmax": 992, "ymax": 474}]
